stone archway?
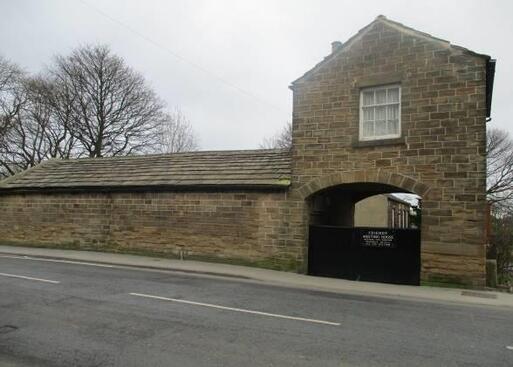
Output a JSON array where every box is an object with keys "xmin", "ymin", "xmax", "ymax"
[
  {"xmin": 297, "ymin": 169, "xmax": 432, "ymax": 285},
  {"xmin": 297, "ymin": 169, "xmax": 432, "ymax": 201}
]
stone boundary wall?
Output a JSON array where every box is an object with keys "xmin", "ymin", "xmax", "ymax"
[{"xmin": 0, "ymin": 190, "xmax": 299, "ymax": 270}]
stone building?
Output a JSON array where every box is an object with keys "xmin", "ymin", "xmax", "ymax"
[
  {"xmin": 0, "ymin": 16, "xmax": 495, "ymax": 287},
  {"xmin": 354, "ymin": 194, "xmax": 413, "ymax": 228}
]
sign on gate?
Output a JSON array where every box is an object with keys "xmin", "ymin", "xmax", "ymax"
[{"xmin": 358, "ymin": 230, "xmax": 396, "ymax": 248}]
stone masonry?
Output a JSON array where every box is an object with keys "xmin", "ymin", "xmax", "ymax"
[
  {"xmin": 288, "ymin": 16, "xmax": 492, "ymax": 287},
  {"xmin": 0, "ymin": 16, "xmax": 495, "ymax": 287},
  {"xmin": 0, "ymin": 190, "xmax": 298, "ymax": 270}
]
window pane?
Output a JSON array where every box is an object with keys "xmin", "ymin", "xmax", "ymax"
[
  {"xmin": 375, "ymin": 106, "xmax": 386, "ymax": 121},
  {"xmin": 363, "ymin": 121, "xmax": 374, "ymax": 137},
  {"xmin": 388, "ymin": 88, "xmax": 399, "ymax": 103},
  {"xmin": 376, "ymin": 89, "xmax": 387, "ymax": 104},
  {"xmin": 360, "ymin": 86, "xmax": 400, "ymax": 140},
  {"xmin": 363, "ymin": 107, "xmax": 374, "ymax": 122},
  {"xmin": 388, "ymin": 120, "xmax": 399, "ymax": 135},
  {"xmin": 362, "ymin": 91, "xmax": 374, "ymax": 106},
  {"xmin": 375, "ymin": 120, "xmax": 387, "ymax": 135},
  {"xmin": 387, "ymin": 104, "xmax": 399, "ymax": 120}
]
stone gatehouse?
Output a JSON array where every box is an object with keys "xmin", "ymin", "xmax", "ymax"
[{"xmin": 0, "ymin": 16, "xmax": 495, "ymax": 287}]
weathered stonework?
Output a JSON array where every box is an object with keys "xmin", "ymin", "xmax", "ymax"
[
  {"xmin": 0, "ymin": 17, "xmax": 493, "ymax": 288},
  {"xmin": 0, "ymin": 191, "xmax": 299, "ymax": 270},
  {"xmin": 288, "ymin": 17, "xmax": 490, "ymax": 287}
]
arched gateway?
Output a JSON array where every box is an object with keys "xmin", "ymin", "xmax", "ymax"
[
  {"xmin": 298, "ymin": 171, "xmax": 432, "ymax": 285},
  {"xmin": 0, "ymin": 16, "xmax": 495, "ymax": 288}
]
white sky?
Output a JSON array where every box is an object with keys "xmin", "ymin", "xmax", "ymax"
[{"xmin": 1, "ymin": 0, "xmax": 511, "ymax": 150}]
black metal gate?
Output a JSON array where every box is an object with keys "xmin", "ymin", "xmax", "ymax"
[{"xmin": 308, "ymin": 225, "xmax": 420, "ymax": 285}]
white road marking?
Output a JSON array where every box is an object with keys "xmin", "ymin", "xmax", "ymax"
[
  {"xmin": 506, "ymin": 346, "xmax": 513, "ymax": 351},
  {"xmin": 129, "ymin": 292, "xmax": 340, "ymax": 326},
  {"xmin": 0, "ymin": 255, "xmax": 114, "ymax": 268},
  {"xmin": 0, "ymin": 272, "xmax": 60, "ymax": 284}
]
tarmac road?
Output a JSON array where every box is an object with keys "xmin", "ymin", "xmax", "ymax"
[{"xmin": 0, "ymin": 255, "xmax": 512, "ymax": 367}]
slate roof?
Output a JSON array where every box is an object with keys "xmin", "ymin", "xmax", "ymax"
[{"xmin": 0, "ymin": 149, "xmax": 292, "ymax": 193}]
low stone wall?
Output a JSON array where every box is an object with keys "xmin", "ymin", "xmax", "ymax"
[{"xmin": 0, "ymin": 190, "xmax": 299, "ymax": 271}]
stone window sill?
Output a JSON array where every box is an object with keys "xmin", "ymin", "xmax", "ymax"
[{"xmin": 352, "ymin": 136, "xmax": 406, "ymax": 148}]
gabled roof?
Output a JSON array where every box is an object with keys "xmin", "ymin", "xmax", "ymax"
[
  {"xmin": 0, "ymin": 149, "xmax": 292, "ymax": 194},
  {"xmin": 290, "ymin": 15, "xmax": 493, "ymax": 88}
]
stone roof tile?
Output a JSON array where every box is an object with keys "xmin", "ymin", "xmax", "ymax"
[{"xmin": 0, "ymin": 149, "xmax": 291, "ymax": 193}]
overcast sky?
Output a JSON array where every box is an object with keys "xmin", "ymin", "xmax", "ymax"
[{"xmin": 1, "ymin": 0, "xmax": 511, "ymax": 150}]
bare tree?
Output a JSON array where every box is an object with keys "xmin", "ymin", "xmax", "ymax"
[
  {"xmin": 50, "ymin": 45, "xmax": 165, "ymax": 158},
  {"xmin": 158, "ymin": 108, "xmax": 199, "ymax": 153},
  {"xmin": 490, "ymin": 206, "xmax": 513, "ymax": 285},
  {"xmin": 0, "ymin": 75, "xmax": 77, "ymax": 176},
  {"xmin": 260, "ymin": 122, "xmax": 292, "ymax": 150},
  {"xmin": 0, "ymin": 46, "xmax": 199, "ymax": 178},
  {"xmin": 0, "ymin": 56, "xmax": 24, "ymax": 139},
  {"xmin": 0, "ymin": 108, "xmax": 47, "ymax": 175},
  {"xmin": 24, "ymin": 76, "xmax": 77, "ymax": 159},
  {"xmin": 487, "ymin": 129, "xmax": 513, "ymax": 284},
  {"xmin": 487, "ymin": 128, "xmax": 513, "ymax": 206}
]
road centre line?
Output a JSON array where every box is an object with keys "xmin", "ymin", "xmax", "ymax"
[
  {"xmin": 0, "ymin": 272, "xmax": 60, "ymax": 284},
  {"xmin": 0, "ymin": 255, "xmax": 114, "ymax": 268},
  {"xmin": 129, "ymin": 292, "xmax": 341, "ymax": 326}
]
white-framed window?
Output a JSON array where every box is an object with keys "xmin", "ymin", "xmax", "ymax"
[{"xmin": 359, "ymin": 84, "xmax": 401, "ymax": 141}]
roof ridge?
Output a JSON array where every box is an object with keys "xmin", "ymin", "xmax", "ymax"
[{"xmin": 68, "ymin": 148, "xmax": 291, "ymax": 163}]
